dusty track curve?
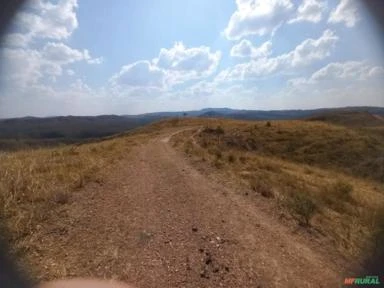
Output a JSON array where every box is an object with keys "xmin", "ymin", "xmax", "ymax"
[{"xmin": 37, "ymin": 128, "xmax": 346, "ymax": 288}]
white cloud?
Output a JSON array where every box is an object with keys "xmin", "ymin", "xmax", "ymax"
[
  {"xmin": 224, "ymin": 0, "xmax": 294, "ymax": 40},
  {"xmin": 288, "ymin": 0, "xmax": 326, "ymax": 23},
  {"xmin": 1, "ymin": 43, "xmax": 101, "ymax": 89},
  {"xmin": 154, "ymin": 42, "xmax": 221, "ymax": 85},
  {"xmin": 284, "ymin": 61, "xmax": 384, "ymax": 108},
  {"xmin": 217, "ymin": 29, "xmax": 338, "ymax": 82},
  {"xmin": 111, "ymin": 42, "xmax": 221, "ymax": 90},
  {"xmin": 70, "ymin": 78, "xmax": 92, "ymax": 93},
  {"xmin": 110, "ymin": 61, "xmax": 166, "ymax": 89},
  {"xmin": 42, "ymin": 42, "xmax": 102, "ymax": 65},
  {"xmin": 287, "ymin": 61, "xmax": 384, "ymax": 95},
  {"xmin": 368, "ymin": 66, "xmax": 384, "ymax": 78},
  {"xmin": 1, "ymin": 33, "xmax": 31, "ymax": 47},
  {"xmin": 328, "ymin": 0, "xmax": 359, "ymax": 27},
  {"xmin": 310, "ymin": 61, "xmax": 384, "ymax": 82},
  {"xmin": 15, "ymin": 0, "xmax": 78, "ymax": 42},
  {"xmin": 66, "ymin": 69, "xmax": 75, "ymax": 76},
  {"xmin": 87, "ymin": 57, "xmax": 104, "ymax": 65},
  {"xmin": 1, "ymin": 48, "xmax": 42, "ymax": 88},
  {"xmin": 42, "ymin": 42, "xmax": 87, "ymax": 64},
  {"xmin": 230, "ymin": 40, "xmax": 272, "ymax": 58},
  {"xmin": 289, "ymin": 29, "xmax": 338, "ymax": 66},
  {"xmin": 0, "ymin": 0, "xmax": 102, "ymax": 91}
]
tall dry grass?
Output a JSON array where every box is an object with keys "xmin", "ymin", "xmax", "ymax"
[
  {"xmin": 0, "ymin": 136, "xmax": 140, "ymax": 247},
  {"xmin": 171, "ymin": 118, "xmax": 384, "ymax": 259}
]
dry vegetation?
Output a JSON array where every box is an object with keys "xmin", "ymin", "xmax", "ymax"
[
  {"xmin": 171, "ymin": 118, "xmax": 384, "ymax": 260},
  {"xmin": 0, "ymin": 128, "xmax": 160, "ymax": 266},
  {"xmin": 1, "ymin": 116, "xmax": 383, "ymax": 278}
]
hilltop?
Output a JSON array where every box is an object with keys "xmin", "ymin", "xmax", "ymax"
[
  {"xmin": 0, "ymin": 115, "xmax": 383, "ymax": 287},
  {"xmin": 1, "ymin": 106, "xmax": 383, "ymax": 151}
]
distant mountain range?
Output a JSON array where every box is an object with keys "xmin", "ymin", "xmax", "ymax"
[
  {"xmin": 132, "ymin": 106, "xmax": 384, "ymax": 120},
  {"xmin": 0, "ymin": 106, "xmax": 383, "ymax": 150}
]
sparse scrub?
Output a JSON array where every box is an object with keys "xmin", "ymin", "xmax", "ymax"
[
  {"xmin": 197, "ymin": 119, "xmax": 384, "ymax": 183},
  {"xmin": 286, "ymin": 191, "xmax": 317, "ymax": 226},
  {"xmin": 250, "ymin": 178, "xmax": 274, "ymax": 198},
  {"xmin": 0, "ymin": 134, "xmax": 136, "ymax": 252},
  {"xmin": 51, "ymin": 190, "xmax": 70, "ymax": 205},
  {"xmin": 322, "ymin": 180, "xmax": 354, "ymax": 213},
  {"xmin": 228, "ymin": 153, "xmax": 236, "ymax": 163},
  {"xmin": 169, "ymin": 118, "xmax": 180, "ymax": 126},
  {"xmin": 239, "ymin": 156, "xmax": 247, "ymax": 164},
  {"xmin": 214, "ymin": 159, "xmax": 224, "ymax": 169},
  {"xmin": 259, "ymin": 162, "xmax": 282, "ymax": 173},
  {"xmin": 201, "ymin": 139, "xmax": 209, "ymax": 148},
  {"xmin": 203, "ymin": 125, "xmax": 225, "ymax": 145},
  {"xmin": 167, "ymin": 117, "xmax": 384, "ymax": 257},
  {"xmin": 332, "ymin": 181, "xmax": 353, "ymax": 201}
]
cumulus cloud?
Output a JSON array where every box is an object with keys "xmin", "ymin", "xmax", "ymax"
[
  {"xmin": 288, "ymin": 0, "xmax": 326, "ymax": 24},
  {"xmin": 14, "ymin": 0, "xmax": 78, "ymax": 42},
  {"xmin": 230, "ymin": 40, "xmax": 272, "ymax": 58},
  {"xmin": 217, "ymin": 29, "xmax": 338, "ymax": 82},
  {"xmin": 310, "ymin": 61, "xmax": 384, "ymax": 82},
  {"xmin": 110, "ymin": 61, "xmax": 166, "ymax": 88},
  {"xmin": 42, "ymin": 42, "xmax": 103, "ymax": 65},
  {"xmin": 1, "ymin": 48, "xmax": 42, "ymax": 88},
  {"xmin": 1, "ymin": 43, "xmax": 101, "ymax": 89},
  {"xmin": 289, "ymin": 29, "xmax": 338, "ymax": 66},
  {"xmin": 328, "ymin": 0, "xmax": 359, "ymax": 27},
  {"xmin": 287, "ymin": 61, "xmax": 384, "ymax": 95},
  {"xmin": 284, "ymin": 61, "xmax": 384, "ymax": 108},
  {"xmin": 153, "ymin": 42, "xmax": 221, "ymax": 85},
  {"xmin": 43, "ymin": 42, "xmax": 87, "ymax": 64},
  {"xmin": 224, "ymin": 0, "xmax": 294, "ymax": 40},
  {"xmin": 1, "ymin": 33, "xmax": 31, "ymax": 47},
  {"xmin": 111, "ymin": 42, "xmax": 221, "ymax": 90},
  {"xmin": 1, "ymin": 0, "xmax": 102, "ymax": 93}
]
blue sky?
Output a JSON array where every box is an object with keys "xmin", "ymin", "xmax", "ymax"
[{"xmin": 0, "ymin": 0, "xmax": 383, "ymax": 117}]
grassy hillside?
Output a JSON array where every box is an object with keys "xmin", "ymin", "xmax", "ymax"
[
  {"xmin": 308, "ymin": 111, "xmax": 384, "ymax": 127},
  {"xmin": 0, "ymin": 115, "xmax": 162, "ymax": 150},
  {"xmin": 2, "ymin": 107, "xmax": 382, "ymax": 151},
  {"xmin": 0, "ymin": 126, "xmax": 163, "ymax": 267},
  {"xmin": 171, "ymin": 118, "xmax": 384, "ymax": 258},
  {"xmin": 199, "ymin": 120, "xmax": 384, "ymax": 183},
  {"xmin": 1, "ymin": 116, "xmax": 383, "ymax": 277}
]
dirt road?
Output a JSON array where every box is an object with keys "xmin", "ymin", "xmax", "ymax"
[{"xmin": 35, "ymin": 128, "xmax": 347, "ymax": 287}]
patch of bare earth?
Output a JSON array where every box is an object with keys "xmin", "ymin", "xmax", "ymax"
[{"xmin": 24, "ymin": 128, "xmax": 350, "ymax": 288}]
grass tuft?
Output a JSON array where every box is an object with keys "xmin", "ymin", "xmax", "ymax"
[{"xmin": 286, "ymin": 191, "xmax": 317, "ymax": 226}]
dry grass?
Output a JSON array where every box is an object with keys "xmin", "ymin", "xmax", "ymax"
[
  {"xmin": 171, "ymin": 118, "xmax": 384, "ymax": 259},
  {"xmin": 0, "ymin": 131, "xmax": 150, "ymax": 259},
  {"xmin": 0, "ymin": 120, "xmax": 193, "ymax": 280},
  {"xmin": 1, "ymin": 116, "xmax": 383, "ymax": 273}
]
